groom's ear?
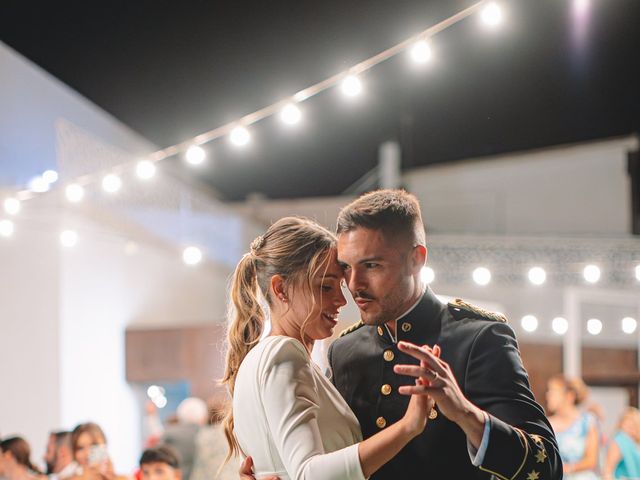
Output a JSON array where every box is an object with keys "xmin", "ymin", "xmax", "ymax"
[{"xmin": 410, "ymin": 244, "xmax": 427, "ymax": 274}]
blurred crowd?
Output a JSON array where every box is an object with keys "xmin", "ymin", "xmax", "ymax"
[
  {"xmin": 546, "ymin": 375, "xmax": 640, "ymax": 479},
  {"xmin": 0, "ymin": 397, "xmax": 236, "ymax": 480},
  {"xmin": 4, "ymin": 382, "xmax": 640, "ymax": 480}
]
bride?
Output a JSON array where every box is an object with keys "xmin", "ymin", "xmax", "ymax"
[{"xmin": 222, "ymin": 217, "xmax": 435, "ymax": 480}]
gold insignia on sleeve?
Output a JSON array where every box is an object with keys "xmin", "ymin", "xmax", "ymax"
[
  {"xmin": 530, "ymin": 434, "xmax": 543, "ymax": 446},
  {"xmin": 339, "ymin": 320, "xmax": 364, "ymax": 337},
  {"xmin": 535, "ymin": 449, "xmax": 547, "ymax": 464},
  {"xmin": 526, "ymin": 470, "xmax": 540, "ymax": 480},
  {"xmin": 447, "ymin": 299, "xmax": 508, "ymax": 323}
]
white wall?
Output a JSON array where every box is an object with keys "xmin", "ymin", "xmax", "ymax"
[
  {"xmin": 407, "ymin": 136, "xmax": 638, "ymax": 235},
  {"xmin": 0, "ymin": 209, "xmax": 61, "ymax": 459},
  {"xmin": 58, "ymin": 211, "xmax": 230, "ymax": 472},
  {"xmin": 0, "ymin": 41, "xmax": 235, "ymax": 472}
]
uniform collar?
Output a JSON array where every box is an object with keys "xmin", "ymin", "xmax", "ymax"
[{"xmin": 377, "ymin": 287, "xmax": 445, "ymax": 344}]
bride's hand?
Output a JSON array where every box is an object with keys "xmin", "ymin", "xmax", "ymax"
[{"xmin": 401, "ymin": 380, "xmax": 435, "ymax": 437}]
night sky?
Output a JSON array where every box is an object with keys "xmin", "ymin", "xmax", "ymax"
[{"xmin": 2, "ymin": 0, "xmax": 639, "ymax": 200}]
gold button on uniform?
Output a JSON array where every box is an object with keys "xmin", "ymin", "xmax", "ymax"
[
  {"xmin": 401, "ymin": 322, "xmax": 412, "ymax": 333},
  {"xmin": 377, "ymin": 326, "xmax": 384, "ymax": 336},
  {"xmin": 383, "ymin": 350, "xmax": 395, "ymax": 362},
  {"xmin": 381, "ymin": 384, "xmax": 392, "ymax": 395},
  {"xmin": 376, "ymin": 416, "xmax": 387, "ymax": 428}
]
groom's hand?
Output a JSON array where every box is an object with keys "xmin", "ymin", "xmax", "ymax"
[
  {"xmin": 394, "ymin": 341, "xmax": 485, "ymax": 449},
  {"xmin": 239, "ymin": 456, "xmax": 280, "ymax": 480}
]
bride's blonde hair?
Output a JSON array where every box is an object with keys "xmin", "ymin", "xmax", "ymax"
[{"xmin": 221, "ymin": 216, "xmax": 337, "ymax": 461}]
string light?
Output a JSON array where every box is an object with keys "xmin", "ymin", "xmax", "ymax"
[
  {"xmin": 60, "ymin": 230, "xmax": 78, "ymax": 248},
  {"xmin": 622, "ymin": 317, "xmax": 637, "ymax": 335},
  {"xmin": 583, "ymin": 264, "xmax": 601, "ymax": 283},
  {"xmin": 65, "ymin": 184, "xmax": 85, "ymax": 203},
  {"xmin": 587, "ymin": 318, "xmax": 602, "ymax": 335},
  {"xmin": 185, "ymin": 145, "xmax": 206, "ymax": 166},
  {"xmin": 552, "ymin": 317, "xmax": 568, "ymax": 335},
  {"xmin": 102, "ymin": 174, "xmax": 122, "ymax": 193},
  {"xmin": 521, "ymin": 315, "xmax": 539, "ymax": 333},
  {"xmin": 4, "ymin": 198, "xmax": 20, "ymax": 215},
  {"xmin": 28, "ymin": 176, "xmax": 50, "ymax": 193},
  {"xmin": 341, "ymin": 75, "xmax": 362, "ymax": 97},
  {"xmin": 481, "ymin": 2, "xmax": 503, "ymax": 27},
  {"xmin": 182, "ymin": 246, "xmax": 203, "ymax": 265},
  {"xmin": 42, "ymin": 170, "xmax": 59, "ymax": 184},
  {"xmin": 136, "ymin": 160, "xmax": 157, "ymax": 180},
  {"xmin": 528, "ymin": 266, "xmax": 546, "ymax": 286},
  {"xmin": 230, "ymin": 126, "xmax": 251, "ymax": 147},
  {"xmin": 1, "ymin": 1, "xmax": 488, "ymax": 207},
  {"xmin": 410, "ymin": 40, "xmax": 432, "ymax": 64},
  {"xmin": 280, "ymin": 103, "xmax": 302, "ymax": 125},
  {"xmin": 421, "ymin": 266, "xmax": 435, "ymax": 285},
  {"xmin": 0, "ymin": 219, "xmax": 14, "ymax": 237},
  {"xmin": 472, "ymin": 267, "xmax": 491, "ymax": 286}
]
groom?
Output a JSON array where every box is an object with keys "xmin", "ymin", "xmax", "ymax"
[{"xmin": 242, "ymin": 189, "xmax": 561, "ymax": 479}]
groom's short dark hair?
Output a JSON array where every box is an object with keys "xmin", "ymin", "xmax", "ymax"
[{"xmin": 336, "ymin": 189, "xmax": 426, "ymax": 245}]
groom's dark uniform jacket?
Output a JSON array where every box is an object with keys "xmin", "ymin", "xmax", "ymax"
[{"xmin": 328, "ymin": 288, "xmax": 562, "ymax": 479}]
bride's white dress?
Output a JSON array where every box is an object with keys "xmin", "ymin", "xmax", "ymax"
[{"xmin": 233, "ymin": 336, "xmax": 366, "ymax": 480}]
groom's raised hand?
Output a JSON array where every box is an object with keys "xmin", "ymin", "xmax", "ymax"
[
  {"xmin": 239, "ymin": 456, "xmax": 280, "ymax": 480},
  {"xmin": 394, "ymin": 341, "xmax": 485, "ymax": 449}
]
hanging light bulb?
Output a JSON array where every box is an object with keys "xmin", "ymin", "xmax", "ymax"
[
  {"xmin": 42, "ymin": 170, "xmax": 59, "ymax": 184},
  {"xmin": 182, "ymin": 246, "xmax": 203, "ymax": 265},
  {"xmin": 521, "ymin": 315, "xmax": 539, "ymax": 333},
  {"xmin": 472, "ymin": 267, "xmax": 491, "ymax": 286},
  {"xmin": 185, "ymin": 146, "xmax": 206, "ymax": 166},
  {"xmin": 102, "ymin": 174, "xmax": 122, "ymax": 193},
  {"xmin": 420, "ymin": 266, "xmax": 435, "ymax": 285},
  {"xmin": 481, "ymin": 2, "xmax": 503, "ymax": 27},
  {"xmin": 587, "ymin": 318, "xmax": 603, "ymax": 335},
  {"xmin": 65, "ymin": 184, "xmax": 85, "ymax": 203},
  {"xmin": 583, "ymin": 264, "xmax": 601, "ymax": 283},
  {"xmin": 230, "ymin": 126, "xmax": 251, "ymax": 147},
  {"xmin": 410, "ymin": 40, "xmax": 432, "ymax": 64},
  {"xmin": 0, "ymin": 219, "xmax": 14, "ymax": 237},
  {"xmin": 552, "ymin": 317, "xmax": 568, "ymax": 335},
  {"xmin": 280, "ymin": 103, "xmax": 302, "ymax": 125},
  {"xmin": 136, "ymin": 160, "xmax": 156, "ymax": 180},
  {"xmin": 4, "ymin": 198, "xmax": 20, "ymax": 215},
  {"xmin": 341, "ymin": 75, "xmax": 362, "ymax": 97},
  {"xmin": 528, "ymin": 267, "xmax": 547, "ymax": 286}
]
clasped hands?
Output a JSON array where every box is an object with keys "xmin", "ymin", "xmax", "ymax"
[{"xmin": 396, "ymin": 341, "xmax": 486, "ymax": 450}]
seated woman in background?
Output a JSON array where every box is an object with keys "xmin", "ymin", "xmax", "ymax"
[
  {"xmin": 602, "ymin": 407, "xmax": 640, "ymax": 480},
  {"xmin": 546, "ymin": 375, "xmax": 599, "ymax": 479},
  {"xmin": 0, "ymin": 436, "xmax": 43, "ymax": 480}
]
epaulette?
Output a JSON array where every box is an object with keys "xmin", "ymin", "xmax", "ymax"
[
  {"xmin": 339, "ymin": 320, "xmax": 365, "ymax": 337},
  {"xmin": 448, "ymin": 298, "xmax": 508, "ymax": 323}
]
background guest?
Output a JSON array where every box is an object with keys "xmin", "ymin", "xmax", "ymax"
[
  {"xmin": 546, "ymin": 375, "xmax": 599, "ymax": 479},
  {"xmin": 159, "ymin": 398, "xmax": 206, "ymax": 480},
  {"xmin": 1, "ymin": 436, "xmax": 42, "ymax": 480},
  {"xmin": 139, "ymin": 446, "xmax": 181, "ymax": 480},
  {"xmin": 190, "ymin": 398, "xmax": 236, "ymax": 480},
  {"xmin": 44, "ymin": 432, "xmax": 75, "ymax": 479},
  {"xmin": 602, "ymin": 407, "xmax": 640, "ymax": 480}
]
